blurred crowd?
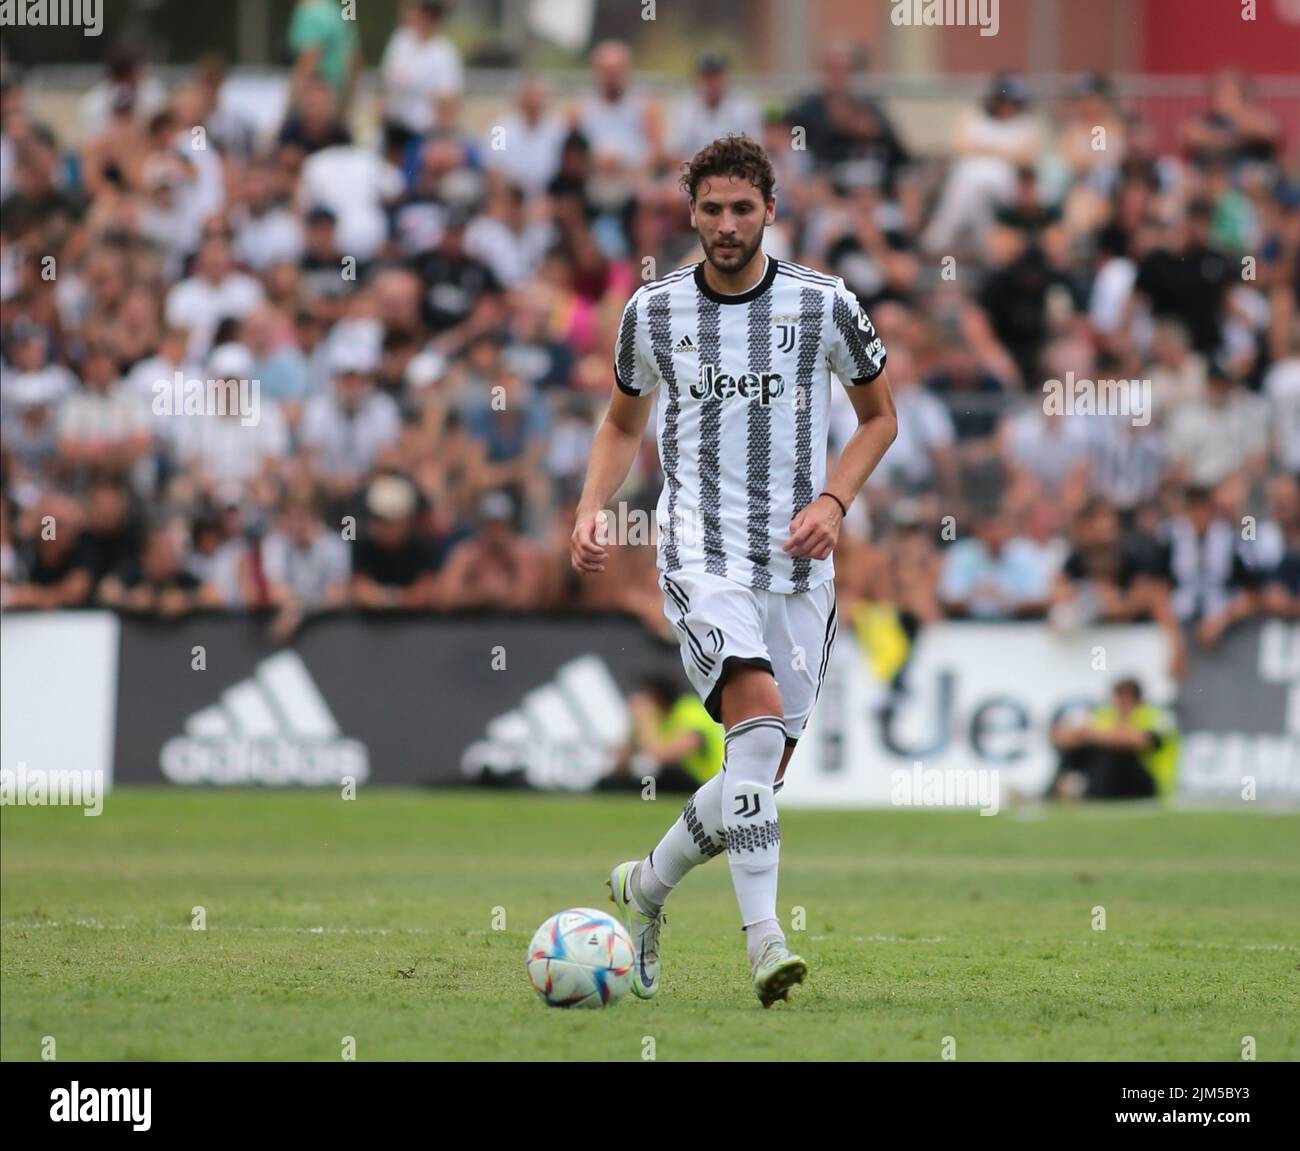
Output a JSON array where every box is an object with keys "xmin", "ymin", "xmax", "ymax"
[{"xmin": 1, "ymin": 0, "xmax": 1298, "ymax": 669}]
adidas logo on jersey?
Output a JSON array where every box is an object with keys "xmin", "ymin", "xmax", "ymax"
[
  {"xmin": 689, "ymin": 363, "xmax": 786, "ymax": 405},
  {"xmin": 673, "ymin": 334, "xmax": 696, "ymax": 353}
]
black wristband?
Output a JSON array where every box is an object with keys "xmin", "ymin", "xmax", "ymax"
[{"xmin": 819, "ymin": 491, "xmax": 849, "ymax": 518}]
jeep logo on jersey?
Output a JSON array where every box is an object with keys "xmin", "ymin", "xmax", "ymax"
[{"xmin": 690, "ymin": 364, "xmax": 786, "ymax": 404}]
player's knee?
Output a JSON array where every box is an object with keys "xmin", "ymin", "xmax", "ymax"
[{"xmin": 720, "ymin": 665, "xmax": 782, "ymax": 726}]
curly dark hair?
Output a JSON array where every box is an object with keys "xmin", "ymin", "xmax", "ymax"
[{"xmin": 679, "ymin": 134, "xmax": 776, "ymax": 204}]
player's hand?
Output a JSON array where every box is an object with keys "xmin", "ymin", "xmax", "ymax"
[
  {"xmin": 570, "ymin": 506, "xmax": 610, "ymax": 574},
  {"xmin": 784, "ymin": 495, "xmax": 842, "ymax": 561}
]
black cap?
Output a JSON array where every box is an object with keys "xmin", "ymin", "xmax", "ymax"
[{"xmin": 698, "ymin": 50, "xmax": 728, "ymax": 74}]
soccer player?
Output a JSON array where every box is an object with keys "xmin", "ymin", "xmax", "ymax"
[{"xmin": 570, "ymin": 135, "xmax": 897, "ymax": 1006}]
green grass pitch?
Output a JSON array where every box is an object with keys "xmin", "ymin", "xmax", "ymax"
[{"xmin": 2, "ymin": 790, "xmax": 1297, "ymax": 1061}]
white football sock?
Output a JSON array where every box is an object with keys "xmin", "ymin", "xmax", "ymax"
[
  {"xmin": 632, "ymin": 857, "xmax": 671, "ymax": 911},
  {"xmin": 639, "ymin": 769, "xmax": 728, "ymax": 905},
  {"xmin": 745, "ymin": 918, "xmax": 786, "ymax": 965},
  {"xmin": 720, "ymin": 715, "xmax": 786, "ymax": 929}
]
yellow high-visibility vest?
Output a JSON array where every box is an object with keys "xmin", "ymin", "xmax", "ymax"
[
  {"xmin": 1091, "ymin": 704, "xmax": 1181, "ymax": 797},
  {"xmin": 661, "ymin": 696, "xmax": 726, "ymax": 784}
]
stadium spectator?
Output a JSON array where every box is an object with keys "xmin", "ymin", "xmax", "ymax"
[
  {"xmin": 79, "ymin": 44, "xmax": 168, "ymax": 140},
  {"xmin": 1048, "ymin": 677, "xmax": 1179, "ymax": 800},
  {"xmin": 1058, "ymin": 74, "xmax": 1126, "ymax": 198},
  {"xmin": 288, "ymin": 0, "xmax": 362, "ymax": 113},
  {"xmin": 439, "ymin": 489, "xmax": 546, "ymax": 611},
  {"xmin": 1258, "ymin": 517, "xmax": 1300, "ymax": 621},
  {"xmin": 262, "ymin": 491, "xmax": 351, "ymax": 639},
  {"xmin": 482, "ymin": 78, "xmax": 566, "ymax": 199},
  {"xmin": 279, "ymin": 76, "xmax": 353, "ymax": 160},
  {"xmin": 1165, "ymin": 366, "xmax": 1270, "ymax": 489},
  {"xmin": 98, "ymin": 520, "xmax": 220, "ymax": 617},
  {"xmin": 380, "ymin": 0, "xmax": 463, "ymax": 154},
  {"xmin": 410, "ymin": 203, "xmax": 504, "ymax": 351},
  {"xmin": 186, "ymin": 499, "xmax": 254, "ymax": 607},
  {"xmin": 1052, "ymin": 498, "xmax": 1186, "ymax": 674},
  {"xmin": 462, "ymin": 368, "xmax": 551, "ymax": 531},
  {"xmin": 923, "ymin": 74, "xmax": 1039, "ymax": 253},
  {"xmin": 300, "ymin": 341, "xmax": 401, "ymax": 497},
  {"xmin": 57, "ymin": 339, "xmax": 152, "ymax": 478},
  {"xmin": 465, "ymin": 180, "xmax": 550, "ymax": 290},
  {"xmin": 599, "ymin": 673, "xmax": 725, "ymax": 793},
  {"xmin": 1263, "ymin": 324, "xmax": 1300, "ymax": 473},
  {"xmin": 350, "ymin": 473, "xmax": 443, "ymax": 609},
  {"xmin": 232, "ymin": 159, "xmax": 305, "ymax": 273},
  {"xmin": 6, "ymin": 493, "xmax": 93, "ymax": 608},
  {"xmin": 167, "ymin": 343, "xmax": 289, "ymax": 496},
  {"xmin": 1180, "ymin": 70, "xmax": 1280, "ymax": 169},
  {"xmin": 937, "ymin": 511, "xmax": 1053, "ymax": 620},
  {"xmin": 82, "ymin": 478, "xmax": 142, "ymax": 588},
  {"xmin": 1250, "ymin": 474, "xmax": 1300, "ymax": 586},
  {"xmin": 575, "ymin": 40, "xmax": 665, "ymax": 177},
  {"xmin": 165, "ymin": 231, "xmax": 265, "ymax": 359},
  {"xmin": 1161, "ymin": 486, "xmax": 1259, "ymax": 645},
  {"xmin": 1145, "ymin": 319, "xmax": 1206, "ymax": 426},
  {"xmin": 1129, "ymin": 199, "xmax": 1231, "ymax": 358},
  {"xmin": 300, "ymin": 143, "xmax": 401, "ymax": 263},
  {"xmin": 787, "ymin": 44, "xmax": 908, "ymax": 191},
  {"xmin": 671, "ymin": 52, "xmax": 762, "ymax": 166}
]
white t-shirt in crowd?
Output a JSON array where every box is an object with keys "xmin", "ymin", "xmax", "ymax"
[
  {"xmin": 482, "ymin": 113, "xmax": 567, "ymax": 197},
  {"xmin": 58, "ymin": 386, "xmax": 150, "ymax": 444},
  {"xmin": 1088, "ymin": 257, "xmax": 1136, "ymax": 335},
  {"xmin": 168, "ymin": 402, "xmax": 289, "ymax": 486},
  {"xmin": 1264, "ymin": 355, "xmax": 1300, "ymax": 473},
  {"xmin": 1003, "ymin": 408, "xmax": 1097, "ymax": 490},
  {"xmin": 381, "ymin": 27, "xmax": 463, "ymax": 134},
  {"xmin": 261, "ymin": 529, "xmax": 352, "ymax": 607},
  {"xmin": 299, "ymin": 146, "xmax": 404, "ymax": 261},
  {"xmin": 165, "ymin": 273, "xmax": 266, "ymax": 359},
  {"xmin": 233, "ymin": 206, "xmax": 305, "ymax": 272},
  {"xmin": 300, "ymin": 390, "xmax": 402, "ymax": 476},
  {"xmin": 580, "ymin": 91, "xmax": 652, "ymax": 168},
  {"xmin": 872, "ymin": 386, "xmax": 956, "ymax": 490},
  {"xmin": 672, "ymin": 93, "xmax": 763, "ymax": 162}
]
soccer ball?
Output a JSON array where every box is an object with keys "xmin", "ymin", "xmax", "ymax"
[{"xmin": 526, "ymin": 908, "xmax": 635, "ymax": 1009}]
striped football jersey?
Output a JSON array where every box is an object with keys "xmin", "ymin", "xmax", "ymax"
[{"xmin": 614, "ymin": 255, "xmax": 887, "ymax": 594}]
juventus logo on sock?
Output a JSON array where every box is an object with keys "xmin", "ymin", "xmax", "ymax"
[{"xmin": 734, "ymin": 792, "xmax": 762, "ymax": 818}]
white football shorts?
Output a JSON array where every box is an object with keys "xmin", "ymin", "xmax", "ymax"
[{"xmin": 658, "ymin": 569, "xmax": 838, "ymax": 740}]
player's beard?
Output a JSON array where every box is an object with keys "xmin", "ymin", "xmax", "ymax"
[{"xmin": 705, "ymin": 231, "xmax": 762, "ymax": 276}]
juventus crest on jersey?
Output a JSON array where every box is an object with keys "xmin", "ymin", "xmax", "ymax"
[{"xmin": 614, "ymin": 256, "xmax": 887, "ymax": 595}]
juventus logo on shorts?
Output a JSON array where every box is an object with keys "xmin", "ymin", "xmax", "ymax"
[
  {"xmin": 734, "ymin": 793, "xmax": 762, "ymax": 818},
  {"xmin": 705, "ymin": 626, "xmax": 724, "ymax": 654}
]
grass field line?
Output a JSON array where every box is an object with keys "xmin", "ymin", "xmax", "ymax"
[{"xmin": 6, "ymin": 918, "xmax": 1296, "ymax": 953}]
